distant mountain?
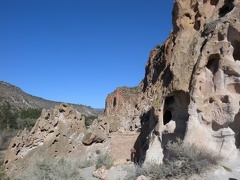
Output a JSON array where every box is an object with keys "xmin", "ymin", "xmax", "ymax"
[{"xmin": 0, "ymin": 81, "xmax": 98, "ymax": 116}]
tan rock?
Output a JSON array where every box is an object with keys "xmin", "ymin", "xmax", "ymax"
[
  {"xmin": 4, "ymin": 103, "xmax": 87, "ymax": 179},
  {"xmin": 88, "ymin": 0, "xmax": 240, "ymax": 165},
  {"xmin": 5, "ymin": 1, "xmax": 240, "ymax": 178},
  {"xmin": 93, "ymin": 166, "xmax": 109, "ymax": 180},
  {"xmin": 82, "ymin": 131, "xmax": 96, "ymax": 145},
  {"xmin": 136, "ymin": 175, "xmax": 150, "ymax": 180}
]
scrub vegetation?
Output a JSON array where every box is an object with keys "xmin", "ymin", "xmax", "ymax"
[{"xmin": 125, "ymin": 139, "xmax": 221, "ymax": 180}]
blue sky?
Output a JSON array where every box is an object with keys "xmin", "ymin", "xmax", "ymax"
[{"xmin": 0, "ymin": 0, "xmax": 173, "ymax": 108}]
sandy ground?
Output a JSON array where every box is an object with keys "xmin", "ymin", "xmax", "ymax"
[{"xmin": 79, "ymin": 163, "xmax": 135, "ymax": 180}]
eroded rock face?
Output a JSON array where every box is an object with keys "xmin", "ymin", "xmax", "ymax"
[
  {"xmin": 84, "ymin": 86, "xmax": 143, "ymax": 144},
  {"xmin": 89, "ymin": 0, "xmax": 240, "ymax": 164},
  {"xmin": 103, "ymin": 86, "xmax": 143, "ymax": 133},
  {"xmin": 4, "ymin": 103, "xmax": 87, "ymax": 178},
  {"xmin": 4, "ymin": 1, "xmax": 240, "ymax": 177},
  {"xmin": 142, "ymin": 0, "xmax": 240, "ymax": 163}
]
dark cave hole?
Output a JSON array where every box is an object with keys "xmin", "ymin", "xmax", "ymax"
[
  {"xmin": 220, "ymin": 95, "xmax": 229, "ymax": 103},
  {"xmin": 227, "ymin": 26, "xmax": 240, "ymax": 61},
  {"xmin": 194, "ymin": 12, "xmax": 201, "ymax": 31},
  {"xmin": 233, "ymin": 40, "xmax": 240, "ymax": 60},
  {"xmin": 209, "ymin": 97, "xmax": 214, "ymax": 103},
  {"xmin": 163, "ymin": 110, "xmax": 172, "ymax": 125},
  {"xmin": 113, "ymin": 97, "xmax": 117, "ymax": 108},
  {"xmin": 194, "ymin": 20, "xmax": 201, "ymax": 31},
  {"xmin": 165, "ymin": 96, "xmax": 175, "ymax": 106},
  {"xmin": 59, "ymin": 109, "xmax": 65, "ymax": 113},
  {"xmin": 218, "ymin": 32, "xmax": 225, "ymax": 41},
  {"xmin": 206, "ymin": 54, "xmax": 220, "ymax": 75},
  {"xmin": 184, "ymin": 13, "xmax": 191, "ymax": 19},
  {"xmin": 210, "ymin": 0, "xmax": 219, "ymax": 6},
  {"xmin": 219, "ymin": 0, "xmax": 234, "ymax": 17}
]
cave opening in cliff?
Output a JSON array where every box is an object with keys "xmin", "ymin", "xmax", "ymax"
[
  {"xmin": 233, "ymin": 43, "xmax": 240, "ymax": 61},
  {"xmin": 163, "ymin": 110, "xmax": 172, "ymax": 125},
  {"xmin": 206, "ymin": 54, "xmax": 220, "ymax": 75},
  {"xmin": 227, "ymin": 26, "xmax": 240, "ymax": 61},
  {"xmin": 210, "ymin": 0, "xmax": 219, "ymax": 6},
  {"xmin": 219, "ymin": 0, "xmax": 234, "ymax": 17},
  {"xmin": 163, "ymin": 91, "xmax": 190, "ymax": 140},
  {"xmin": 113, "ymin": 97, "xmax": 117, "ymax": 108}
]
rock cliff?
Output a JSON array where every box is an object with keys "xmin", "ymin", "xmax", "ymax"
[
  {"xmin": 84, "ymin": 0, "xmax": 240, "ymax": 164},
  {"xmin": 4, "ymin": 0, "xmax": 240, "ymax": 178}
]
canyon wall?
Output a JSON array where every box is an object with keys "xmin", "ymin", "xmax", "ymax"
[
  {"xmin": 89, "ymin": 0, "xmax": 240, "ymax": 164},
  {"xmin": 4, "ymin": 0, "xmax": 240, "ymax": 178}
]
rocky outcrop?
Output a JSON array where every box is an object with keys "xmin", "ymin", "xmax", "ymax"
[
  {"xmin": 83, "ymin": 86, "xmax": 143, "ymax": 146},
  {"xmin": 4, "ymin": 1, "xmax": 240, "ymax": 178},
  {"xmin": 103, "ymin": 86, "xmax": 142, "ymax": 133},
  {"xmin": 4, "ymin": 103, "xmax": 87, "ymax": 178},
  {"xmin": 140, "ymin": 0, "xmax": 240, "ymax": 164},
  {"xmin": 86, "ymin": 0, "xmax": 240, "ymax": 165}
]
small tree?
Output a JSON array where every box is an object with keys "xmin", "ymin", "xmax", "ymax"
[{"xmin": 0, "ymin": 102, "xmax": 17, "ymax": 130}]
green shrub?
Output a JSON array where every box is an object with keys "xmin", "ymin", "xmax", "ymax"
[
  {"xmin": 84, "ymin": 115, "xmax": 97, "ymax": 127},
  {"xmin": 20, "ymin": 108, "xmax": 41, "ymax": 119},
  {"xmin": 95, "ymin": 153, "xmax": 114, "ymax": 169},
  {"xmin": 16, "ymin": 158, "xmax": 84, "ymax": 180},
  {"xmin": 16, "ymin": 118, "xmax": 36, "ymax": 130},
  {"xmin": 0, "ymin": 129, "xmax": 18, "ymax": 150},
  {"xmin": 0, "ymin": 102, "xmax": 18, "ymax": 130}
]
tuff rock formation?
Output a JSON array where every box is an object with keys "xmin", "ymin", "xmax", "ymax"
[
  {"xmin": 4, "ymin": 103, "xmax": 107, "ymax": 178},
  {"xmin": 84, "ymin": 0, "xmax": 240, "ymax": 165},
  {"xmin": 4, "ymin": 0, "xmax": 240, "ymax": 178}
]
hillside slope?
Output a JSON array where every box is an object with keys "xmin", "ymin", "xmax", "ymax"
[{"xmin": 0, "ymin": 81, "xmax": 98, "ymax": 116}]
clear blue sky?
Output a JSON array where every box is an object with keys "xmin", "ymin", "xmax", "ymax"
[{"xmin": 0, "ymin": 0, "xmax": 173, "ymax": 108}]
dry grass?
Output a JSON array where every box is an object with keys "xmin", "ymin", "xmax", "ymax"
[
  {"xmin": 95, "ymin": 153, "xmax": 114, "ymax": 170},
  {"xmin": 15, "ymin": 157, "xmax": 84, "ymax": 180},
  {"xmin": 125, "ymin": 139, "xmax": 221, "ymax": 180}
]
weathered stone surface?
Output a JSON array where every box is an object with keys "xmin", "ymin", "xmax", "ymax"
[
  {"xmin": 82, "ymin": 131, "xmax": 96, "ymax": 145},
  {"xmin": 93, "ymin": 167, "xmax": 108, "ymax": 180},
  {"xmin": 4, "ymin": 0, "xmax": 240, "ymax": 178},
  {"xmin": 142, "ymin": 0, "xmax": 240, "ymax": 163},
  {"xmin": 4, "ymin": 103, "xmax": 87, "ymax": 178},
  {"xmin": 136, "ymin": 175, "xmax": 150, "ymax": 180},
  {"xmin": 89, "ymin": 0, "xmax": 240, "ymax": 165}
]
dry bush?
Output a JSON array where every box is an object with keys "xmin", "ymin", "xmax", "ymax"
[
  {"xmin": 164, "ymin": 139, "xmax": 220, "ymax": 176},
  {"xmin": 95, "ymin": 153, "xmax": 114, "ymax": 169},
  {"xmin": 124, "ymin": 139, "xmax": 221, "ymax": 180},
  {"xmin": 78, "ymin": 158, "xmax": 95, "ymax": 169},
  {"xmin": 15, "ymin": 158, "xmax": 83, "ymax": 180}
]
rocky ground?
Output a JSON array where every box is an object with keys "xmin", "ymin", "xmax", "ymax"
[{"xmin": 81, "ymin": 158, "xmax": 240, "ymax": 180}]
